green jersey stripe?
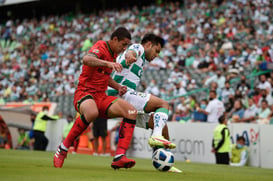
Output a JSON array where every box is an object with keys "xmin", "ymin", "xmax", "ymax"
[
  {"xmin": 131, "ymin": 64, "xmax": 142, "ymax": 78},
  {"xmin": 113, "ymin": 75, "xmax": 124, "ymax": 83},
  {"xmin": 122, "ymin": 79, "xmax": 137, "ymax": 90},
  {"xmin": 120, "ymin": 59, "xmax": 130, "ymax": 69}
]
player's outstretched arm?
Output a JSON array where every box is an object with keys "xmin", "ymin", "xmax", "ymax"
[{"xmin": 83, "ymin": 53, "xmax": 122, "ymax": 72}]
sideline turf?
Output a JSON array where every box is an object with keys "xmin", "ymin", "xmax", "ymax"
[{"xmin": 0, "ymin": 149, "xmax": 272, "ymax": 181}]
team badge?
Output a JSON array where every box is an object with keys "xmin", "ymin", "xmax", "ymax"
[{"xmin": 93, "ymin": 49, "xmax": 99, "ymax": 53}]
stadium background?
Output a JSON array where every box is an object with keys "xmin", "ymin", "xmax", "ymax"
[
  {"xmin": 1, "ymin": 0, "xmax": 273, "ymax": 170},
  {"xmin": 0, "ymin": 0, "xmax": 185, "ymax": 20}
]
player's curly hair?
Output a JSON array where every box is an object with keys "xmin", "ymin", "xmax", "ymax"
[{"xmin": 141, "ymin": 33, "xmax": 165, "ymax": 48}]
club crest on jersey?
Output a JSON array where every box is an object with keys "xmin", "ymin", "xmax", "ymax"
[
  {"xmin": 133, "ymin": 45, "xmax": 139, "ymax": 50},
  {"xmin": 93, "ymin": 49, "xmax": 99, "ymax": 53}
]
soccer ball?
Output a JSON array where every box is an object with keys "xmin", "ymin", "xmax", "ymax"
[{"xmin": 152, "ymin": 148, "xmax": 174, "ymax": 171}]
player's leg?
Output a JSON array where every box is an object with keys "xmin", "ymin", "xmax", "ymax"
[
  {"xmin": 106, "ymin": 98, "xmax": 137, "ymax": 169},
  {"xmin": 148, "ymin": 114, "xmax": 169, "ymax": 140},
  {"xmin": 54, "ymin": 96, "xmax": 99, "ymax": 168},
  {"xmin": 62, "ymin": 99, "xmax": 98, "ymax": 150},
  {"xmin": 148, "ymin": 116, "xmax": 182, "ymax": 173},
  {"xmin": 145, "ymin": 95, "xmax": 176, "ymax": 149}
]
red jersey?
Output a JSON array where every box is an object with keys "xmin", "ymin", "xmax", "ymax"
[{"xmin": 77, "ymin": 40, "xmax": 117, "ymax": 93}]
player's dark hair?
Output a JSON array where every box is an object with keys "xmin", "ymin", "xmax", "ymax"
[
  {"xmin": 111, "ymin": 27, "xmax": 131, "ymax": 41},
  {"xmin": 141, "ymin": 33, "xmax": 165, "ymax": 48}
]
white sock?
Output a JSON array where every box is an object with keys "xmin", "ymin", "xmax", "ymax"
[
  {"xmin": 61, "ymin": 143, "xmax": 68, "ymax": 151},
  {"xmin": 152, "ymin": 112, "xmax": 168, "ymax": 137}
]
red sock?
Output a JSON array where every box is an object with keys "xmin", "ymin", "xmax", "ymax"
[
  {"xmin": 73, "ymin": 138, "xmax": 80, "ymax": 152},
  {"xmin": 63, "ymin": 115, "xmax": 89, "ymax": 149},
  {"xmin": 115, "ymin": 118, "xmax": 136, "ymax": 155}
]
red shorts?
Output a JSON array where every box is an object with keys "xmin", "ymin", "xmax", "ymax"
[{"xmin": 73, "ymin": 89, "xmax": 118, "ymax": 119}]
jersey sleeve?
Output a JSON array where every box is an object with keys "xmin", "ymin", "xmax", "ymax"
[
  {"xmin": 117, "ymin": 44, "xmax": 144, "ymax": 69},
  {"xmin": 88, "ymin": 41, "xmax": 104, "ymax": 59},
  {"xmin": 127, "ymin": 43, "xmax": 144, "ymax": 60}
]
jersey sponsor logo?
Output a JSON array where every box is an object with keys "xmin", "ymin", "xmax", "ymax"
[
  {"xmin": 133, "ymin": 45, "xmax": 140, "ymax": 50},
  {"xmin": 93, "ymin": 49, "xmax": 99, "ymax": 53},
  {"xmin": 137, "ymin": 92, "xmax": 147, "ymax": 98}
]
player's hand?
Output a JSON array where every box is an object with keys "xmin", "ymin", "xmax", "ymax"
[
  {"xmin": 118, "ymin": 86, "xmax": 127, "ymax": 96},
  {"xmin": 109, "ymin": 62, "xmax": 123, "ymax": 72},
  {"xmin": 125, "ymin": 53, "xmax": 137, "ymax": 66}
]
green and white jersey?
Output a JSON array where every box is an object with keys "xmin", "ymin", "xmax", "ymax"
[{"xmin": 108, "ymin": 43, "xmax": 146, "ymax": 96}]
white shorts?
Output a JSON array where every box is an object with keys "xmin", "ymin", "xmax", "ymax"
[{"xmin": 121, "ymin": 90, "xmax": 151, "ymax": 129}]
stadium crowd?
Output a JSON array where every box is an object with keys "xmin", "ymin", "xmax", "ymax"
[{"xmin": 1, "ymin": 0, "xmax": 273, "ymax": 124}]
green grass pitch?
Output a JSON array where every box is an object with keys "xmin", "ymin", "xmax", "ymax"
[{"xmin": 0, "ymin": 149, "xmax": 272, "ymax": 181}]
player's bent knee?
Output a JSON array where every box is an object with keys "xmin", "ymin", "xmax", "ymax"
[
  {"xmin": 83, "ymin": 111, "xmax": 98, "ymax": 123},
  {"xmin": 161, "ymin": 100, "xmax": 169, "ymax": 109},
  {"xmin": 124, "ymin": 109, "xmax": 137, "ymax": 120}
]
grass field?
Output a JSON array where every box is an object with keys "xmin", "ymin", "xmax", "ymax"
[{"xmin": 0, "ymin": 149, "xmax": 272, "ymax": 181}]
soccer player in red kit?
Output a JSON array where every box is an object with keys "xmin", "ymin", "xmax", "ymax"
[{"xmin": 53, "ymin": 27, "xmax": 138, "ymax": 169}]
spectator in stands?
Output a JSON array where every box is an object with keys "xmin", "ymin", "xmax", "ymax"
[
  {"xmin": 230, "ymin": 136, "xmax": 248, "ymax": 166},
  {"xmin": 145, "ymin": 79, "xmax": 160, "ymax": 97},
  {"xmin": 197, "ymin": 90, "xmax": 225, "ymax": 123},
  {"xmin": 188, "ymin": 95, "xmax": 197, "ymax": 110},
  {"xmin": 192, "ymin": 99, "xmax": 208, "ymax": 122},
  {"xmin": 169, "ymin": 80, "xmax": 187, "ymax": 98},
  {"xmin": 258, "ymin": 88, "xmax": 273, "ymax": 106},
  {"xmin": 226, "ymin": 57, "xmax": 243, "ymax": 80},
  {"xmin": 221, "ymin": 81, "xmax": 235, "ymax": 105},
  {"xmin": 255, "ymin": 100, "xmax": 271, "ymax": 124},
  {"xmin": 175, "ymin": 96, "xmax": 187, "ymax": 113},
  {"xmin": 209, "ymin": 82, "xmax": 222, "ymax": 98},
  {"xmin": 239, "ymin": 97, "xmax": 258, "ymax": 123},
  {"xmin": 236, "ymin": 75, "xmax": 250, "ymax": 97},
  {"xmin": 0, "ymin": 0, "xmax": 273, "ymax": 118},
  {"xmin": 204, "ymin": 70, "xmax": 226, "ymax": 90},
  {"xmin": 228, "ymin": 100, "xmax": 245, "ymax": 123},
  {"xmin": 258, "ymin": 74, "xmax": 272, "ymax": 95},
  {"xmin": 187, "ymin": 79, "xmax": 198, "ymax": 90}
]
